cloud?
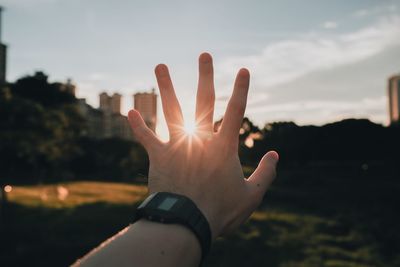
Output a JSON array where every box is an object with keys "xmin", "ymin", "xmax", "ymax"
[
  {"xmin": 87, "ymin": 73, "xmax": 109, "ymax": 82},
  {"xmin": 247, "ymin": 97, "xmax": 385, "ymax": 114},
  {"xmin": 215, "ymin": 14, "xmax": 400, "ymax": 127},
  {"xmin": 218, "ymin": 15, "xmax": 400, "ymax": 91},
  {"xmin": 246, "ymin": 97, "xmax": 387, "ymax": 126},
  {"xmin": 322, "ymin": 21, "xmax": 338, "ymax": 29},
  {"xmin": 353, "ymin": 4, "xmax": 397, "ymax": 18}
]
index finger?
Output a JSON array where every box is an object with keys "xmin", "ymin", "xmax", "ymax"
[{"xmin": 155, "ymin": 64, "xmax": 184, "ymax": 141}]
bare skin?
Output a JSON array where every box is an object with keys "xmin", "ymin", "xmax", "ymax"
[{"xmin": 75, "ymin": 53, "xmax": 278, "ymax": 267}]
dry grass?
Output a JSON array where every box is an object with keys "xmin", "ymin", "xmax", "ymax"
[{"xmin": 6, "ymin": 181, "xmax": 148, "ymax": 208}]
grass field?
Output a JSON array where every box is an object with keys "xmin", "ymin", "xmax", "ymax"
[
  {"xmin": 1, "ymin": 165, "xmax": 399, "ymax": 267},
  {"xmin": 6, "ymin": 181, "xmax": 148, "ymax": 208}
]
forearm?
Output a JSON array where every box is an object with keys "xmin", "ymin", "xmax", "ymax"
[{"xmin": 75, "ymin": 219, "xmax": 201, "ymax": 267}]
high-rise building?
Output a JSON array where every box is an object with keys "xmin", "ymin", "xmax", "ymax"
[
  {"xmin": 0, "ymin": 6, "xmax": 7, "ymax": 84},
  {"xmin": 134, "ymin": 89, "xmax": 157, "ymax": 132},
  {"xmin": 100, "ymin": 92, "xmax": 111, "ymax": 112},
  {"xmin": 388, "ymin": 74, "xmax": 400, "ymax": 124},
  {"xmin": 96, "ymin": 92, "xmax": 132, "ymax": 139},
  {"xmin": 99, "ymin": 92, "xmax": 122, "ymax": 114},
  {"xmin": 111, "ymin": 93, "xmax": 122, "ymax": 114}
]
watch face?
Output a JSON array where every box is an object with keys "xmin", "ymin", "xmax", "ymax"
[{"xmin": 158, "ymin": 196, "xmax": 178, "ymax": 211}]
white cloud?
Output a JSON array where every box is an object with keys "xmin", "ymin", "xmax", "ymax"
[
  {"xmin": 322, "ymin": 21, "xmax": 338, "ymax": 29},
  {"xmin": 246, "ymin": 97, "xmax": 387, "ymax": 126},
  {"xmin": 87, "ymin": 73, "xmax": 109, "ymax": 82},
  {"xmin": 215, "ymin": 15, "xmax": 400, "ymax": 127},
  {"xmin": 218, "ymin": 15, "xmax": 400, "ymax": 91},
  {"xmin": 247, "ymin": 97, "xmax": 385, "ymax": 114}
]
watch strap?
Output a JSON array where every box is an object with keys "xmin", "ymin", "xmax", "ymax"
[{"xmin": 133, "ymin": 192, "xmax": 212, "ymax": 262}]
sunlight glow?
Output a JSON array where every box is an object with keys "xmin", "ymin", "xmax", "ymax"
[{"xmin": 183, "ymin": 120, "xmax": 198, "ymax": 136}]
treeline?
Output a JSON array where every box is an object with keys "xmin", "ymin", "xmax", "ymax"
[
  {"xmin": 239, "ymin": 118, "xmax": 400, "ymax": 169},
  {"xmin": 0, "ymin": 72, "xmax": 148, "ymax": 184},
  {"xmin": 1, "ymin": 72, "xmax": 399, "ymax": 184}
]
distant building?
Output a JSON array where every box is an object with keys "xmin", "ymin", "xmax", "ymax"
[
  {"xmin": 0, "ymin": 7, "xmax": 7, "ymax": 84},
  {"xmin": 98, "ymin": 92, "xmax": 132, "ymax": 139},
  {"xmin": 52, "ymin": 78, "xmax": 76, "ymax": 97},
  {"xmin": 99, "ymin": 92, "xmax": 121, "ymax": 114},
  {"xmin": 0, "ymin": 43, "xmax": 6, "ymax": 84},
  {"xmin": 134, "ymin": 89, "xmax": 157, "ymax": 132},
  {"xmin": 388, "ymin": 74, "xmax": 400, "ymax": 124},
  {"xmin": 60, "ymin": 79, "xmax": 76, "ymax": 96},
  {"xmin": 77, "ymin": 99, "xmax": 104, "ymax": 138},
  {"xmin": 78, "ymin": 92, "xmax": 133, "ymax": 140}
]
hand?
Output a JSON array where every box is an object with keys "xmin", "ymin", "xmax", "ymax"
[{"xmin": 128, "ymin": 53, "xmax": 279, "ymax": 240}]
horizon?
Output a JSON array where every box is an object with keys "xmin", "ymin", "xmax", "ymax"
[{"xmin": 2, "ymin": 0, "xmax": 400, "ymax": 139}]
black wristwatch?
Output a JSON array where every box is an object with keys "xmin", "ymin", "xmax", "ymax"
[{"xmin": 132, "ymin": 192, "xmax": 212, "ymax": 262}]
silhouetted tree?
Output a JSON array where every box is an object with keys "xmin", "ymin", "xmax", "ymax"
[
  {"xmin": 11, "ymin": 71, "xmax": 75, "ymax": 107},
  {"xmin": 0, "ymin": 72, "xmax": 149, "ymax": 183},
  {"xmin": 0, "ymin": 73, "xmax": 82, "ymax": 182},
  {"xmin": 249, "ymin": 118, "xmax": 400, "ymax": 167}
]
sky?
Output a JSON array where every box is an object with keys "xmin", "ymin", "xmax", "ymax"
[{"xmin": 2, "ymin": 0, "xmax": 400, "ymax": 140}]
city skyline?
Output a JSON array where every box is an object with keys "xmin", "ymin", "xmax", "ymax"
[{"xmin": 2, "ymin": 0, "xmax": 400, "ymax": 139}]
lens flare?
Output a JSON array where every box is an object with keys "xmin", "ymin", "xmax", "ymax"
[
  {"xmin": 4, "ymin": 185, "xmax": 12, "ymax": 193},
  {"xmin": 183, "ymin": 120, "xmax": 198, "ymax": 136}
]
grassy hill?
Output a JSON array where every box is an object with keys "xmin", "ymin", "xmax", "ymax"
[{"xmin": 1, "ymin": 166, "xmax": 399, "ymax": 267}]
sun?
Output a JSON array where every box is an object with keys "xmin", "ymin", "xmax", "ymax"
[{"xmin": 183, "ymin": 120, "xmax": 198, "ymax": 136}]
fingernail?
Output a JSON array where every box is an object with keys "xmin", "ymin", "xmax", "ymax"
[
  {"xmin": 199, "ymin": 52, "xmax": 212, "ymax": 63},
  {"xmin": 155, "ymin": 64, "xmax": 168, "ymax": 76},
  {"xmin": 267, "ymin": 151, "xmax": 279, "ymax": 165},
  {"xmin": 239, "ymin": 68, "xmax": 250, "ymax": 76}
]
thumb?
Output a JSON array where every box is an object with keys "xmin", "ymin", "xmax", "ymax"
[{"xmin": 247, "ymin": 151, "xmax": 279, "ymax": 199}]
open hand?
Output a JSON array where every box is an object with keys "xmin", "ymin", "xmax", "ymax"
[{"xmin": 128, "ymin": 53, "xmax": 278, "ymax": 239}]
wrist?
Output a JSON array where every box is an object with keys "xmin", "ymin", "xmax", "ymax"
[
  {"xmin": 193, "ymin": 201, "xmax": 223, "ymax": 240},
  {"xmin": 134, "ymin": 192, "xmax": 212, "ymax": 261}
]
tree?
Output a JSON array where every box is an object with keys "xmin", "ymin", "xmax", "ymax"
[{"xmin": 0, "ymin": 73, "xmax": 83, "ymax": 182}]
